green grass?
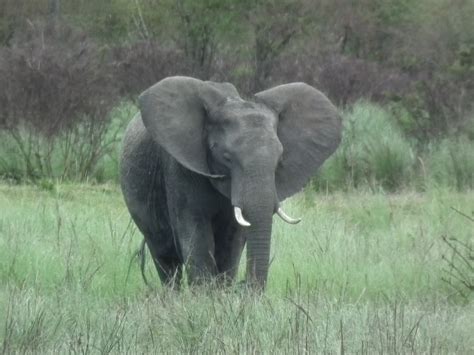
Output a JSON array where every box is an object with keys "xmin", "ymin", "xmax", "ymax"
[
  {"xmin": 315, "ymin": 101, "xmax": 416, "ymax": 192},
  {"xmin": 0, "ymin": 184, "xmax": 473, "ymax": 353},
  {"xmin": 424, "ymin": 136, "xmax": 474, "ymax": 191},
  {"xmin": 313, "ymin": 102, "xmax": 474, "ymax": 193}
]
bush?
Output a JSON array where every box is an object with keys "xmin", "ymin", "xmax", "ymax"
[
  {"xmin": 0, "ymin": 20, "xmax": 119, "ymax": 181},
  {"xmin": 0, "ymin": 101, "xmax": 134, "ymax": 184},
  {"xmin": 111, "ymin": 40, "xmax": 188, "ymax": 98},
  {"xmin": 91, "ymin": 102, "xmax": 137, "ymax": 183},
  {"xmin": 316, "ymin": 54, "xmax": 413, "ymax": 107},
  {"xmin": 314, "ymin": 102, "xmax": 415, "ymax": 191}
]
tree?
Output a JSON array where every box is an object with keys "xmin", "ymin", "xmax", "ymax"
[
  {"xmin": 153, "ymin": 0, "xmax": 239, "ymax": 78},
  {"xmin": 246, "ymin": 0, "xmax": 311, "ymax": 91},
  {"xmin": 48, "ymin": 0, "xmax": 60, "ymax": 18}
]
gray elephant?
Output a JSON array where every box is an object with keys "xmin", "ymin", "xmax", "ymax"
[{"xmin": 120, "ymin": 76, "xmax": 341, "ymax": 289}]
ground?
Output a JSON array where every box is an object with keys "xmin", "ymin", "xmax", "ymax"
[{"xmin": 0, "ymin": 183, "xmax": 472, "ymax": 353}]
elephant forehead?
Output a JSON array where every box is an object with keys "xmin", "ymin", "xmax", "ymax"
[{"xmin": 219, "ymin": 101, "xmax": 277, "ymax": 127}]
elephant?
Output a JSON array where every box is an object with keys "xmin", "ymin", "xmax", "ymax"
[{"xmin": 120, "ymin": 76, "xmax": 341, "ymax": 289}]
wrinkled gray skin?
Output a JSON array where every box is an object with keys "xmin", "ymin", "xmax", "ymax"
[{"xmin": 120, "ymin": 76, "xmax": 341, "ymax": 289}]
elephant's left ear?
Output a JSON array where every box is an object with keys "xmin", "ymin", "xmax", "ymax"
[{"xmin": 255, "ymin": 83, "xmax": 342, "ymax": 201}]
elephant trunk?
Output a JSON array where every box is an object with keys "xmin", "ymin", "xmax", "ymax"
[
  {"xmin": 232, "ymin": 168, "xmax": 276, "ymax": 289},
  {"xmin": 244, "ymin": 207, "xmax": 273, "ymax": 289}
]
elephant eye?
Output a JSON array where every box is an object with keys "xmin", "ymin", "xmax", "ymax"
[{"xmin": 222, "ymin": 152, "xmax": 231, "ymax": 162}]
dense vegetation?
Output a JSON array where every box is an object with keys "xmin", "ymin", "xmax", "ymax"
[
  {"xmin": 1, "ymin": 100, "xmax": 473, "ymax": 192},
  {"xmin": 0, "ymin": 0, "xmax": 473, "ymax": 189},
  {"xmin": 1, "ymin": 185, "xmax": 473, "ymax": 352}
]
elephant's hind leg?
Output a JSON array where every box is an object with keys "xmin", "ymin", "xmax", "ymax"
[
  {"xmin": 149, "ymin": 250, "xmax": 182, "ymax": 289},
  {"xmin": 141, "ymin": 224, "xmax": 183, "ymax": 288},
  {"xmin": 130, "ymin": 211, "xmax": 183, "ymax": 288}
]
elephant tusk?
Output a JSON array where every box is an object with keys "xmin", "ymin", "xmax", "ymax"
[
  {"xmin": 234, "ymin": 207, "xmax": 251, "ymax": 227},
  {"xmin": 276, "ymin": 207, "xmax": 301, "ymax": 224}
]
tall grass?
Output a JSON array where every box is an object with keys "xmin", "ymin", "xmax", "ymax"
[
  {"xmin": 424, "ymin": 136, "xmax": 474, "ymax": 190},
  {"xmin": 315, "ymin": 102, "xmax": 474, "ymax": 192},
  {"xmin": 0, "ymin": 184, "xmax": 472, "ymax": 352},
  {"xmin": 315, "ymin": 101, "xmax": 415, "ymax": 192}
]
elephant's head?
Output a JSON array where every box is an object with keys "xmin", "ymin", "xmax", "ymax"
[{"xmin": 139, "ymin": 76, "xmax": 342, "ymax": 288}]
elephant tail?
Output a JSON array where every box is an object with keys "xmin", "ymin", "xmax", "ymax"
[{"xmin": 126, "ymin": 238, "xmax": 150, "ymax": 287}]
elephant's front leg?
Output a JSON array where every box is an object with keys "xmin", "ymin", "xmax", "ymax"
[
  {"xmin": 171, "ymin": 210, "xmax": 218, "ymax": 284},
  {"xmin": 215, "ymin": 229, "xmax": 246, "ymax": 285},
  {"xmin": 213, "ymin": 207, "xmax": 246, "ymax": 285},
  {"xmin": 165, "ymin": 163, "xmax": 223, "ymax": 284}
]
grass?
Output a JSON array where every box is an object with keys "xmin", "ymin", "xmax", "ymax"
[
  {"xmin": 314, "ymin": 101, "xmax": 474, "ymax": 192},
  {"xmin": 315, "ymin": 101, "xmax": 416, "ymax": 192},
  {"xmin": 0, "ymin": 183, "xmax": 473, "ymax": 353},
  {"xmin": 424, "ymin": 136, "xmax": 474, "ymax": 191}
]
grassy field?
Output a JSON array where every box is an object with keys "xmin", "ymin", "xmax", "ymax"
[{"xmin": 0, "ymin": 183, "xmax": 472, "ymax": 353}]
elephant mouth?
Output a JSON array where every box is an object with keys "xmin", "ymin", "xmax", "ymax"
[{"xmin": 233, "ymin": 205, "xmax": 301, "ymax": 227}]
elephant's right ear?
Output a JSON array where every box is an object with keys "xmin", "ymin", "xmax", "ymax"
[{"xmin": 138, "ymin": 76, "xmax": 238, "ymax": 177}]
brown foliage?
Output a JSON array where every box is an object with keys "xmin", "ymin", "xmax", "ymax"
[
  {"xmin": 110, "ymin": 41, "xmax": 188, "ymax": 98},
  {"xmin": 0, "ymin": 20, "xmax": 117, "ymax": 136},
  {"xmin": 0, "ymin": 20, "xmax": 120, "ymax": 180},
  {"xmin": 319, "ymin": 55, "xmax": 414, "ymax": 106}
]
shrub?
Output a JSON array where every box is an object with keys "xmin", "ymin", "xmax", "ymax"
[
  {"xmin": 0, "ymin": 101, "xmax": 135, "ymax": 184},
  {"xmin": 316, "ymin": 54, "xmax": 413, "ymax": 107},
  {"xmin": 111, "ymin": 40, "xmax": 188, "ymax": 98},
  {"xmin": 0, "ymin": 20, "xmax": 119, "ymax": 180},
  {"xmin": 91, "ymin": 102, "xmax": 138, "ymax": 183},
  {"xmin": 314, "ymin": 102, "xmax": 415, "ymax": 191}
]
